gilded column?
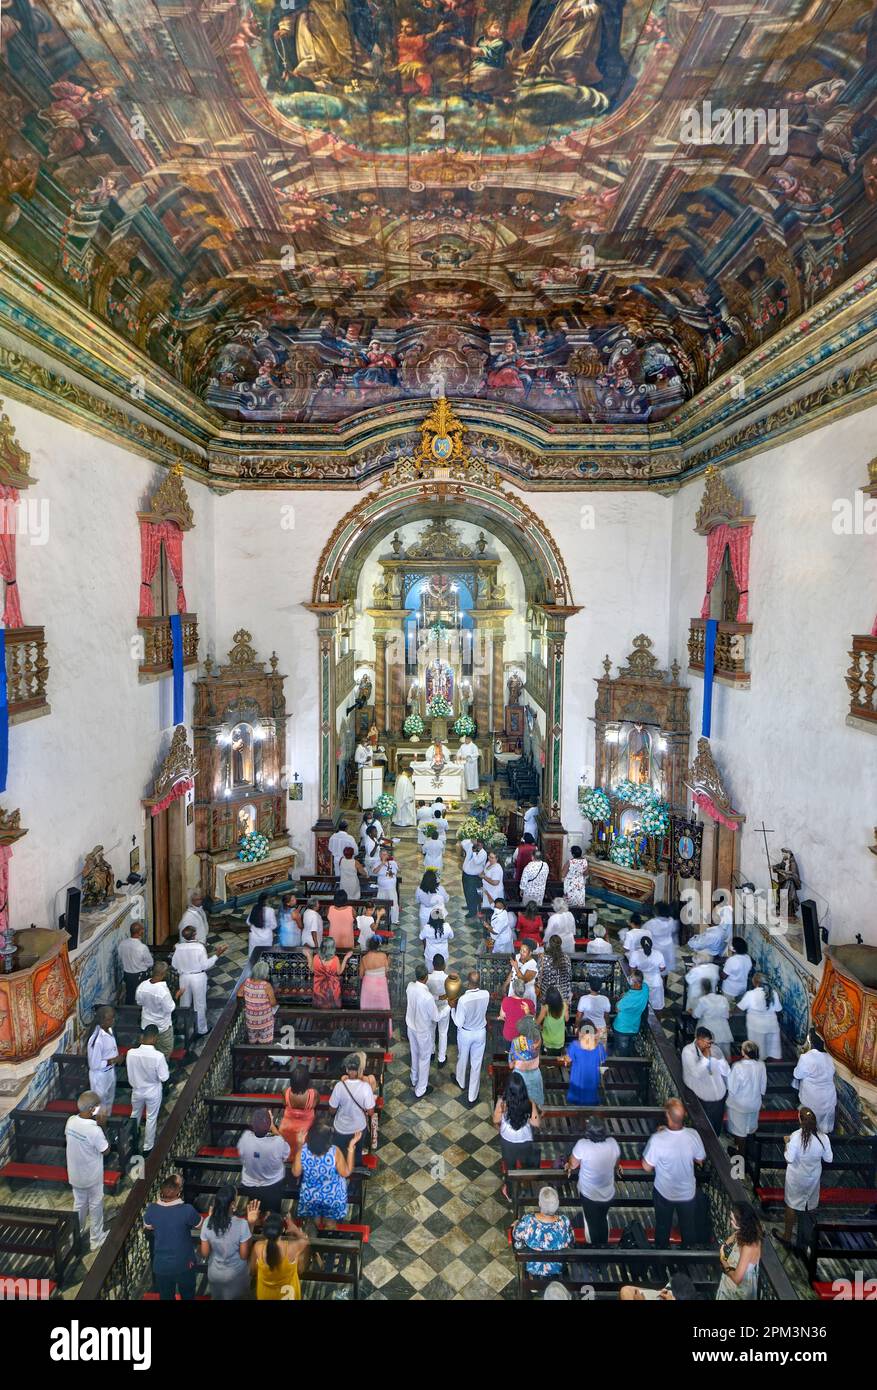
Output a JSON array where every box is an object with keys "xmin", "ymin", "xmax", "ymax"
[{"xmin": 304, "ymin": 601, "xmax": 342, "ymax": 873}]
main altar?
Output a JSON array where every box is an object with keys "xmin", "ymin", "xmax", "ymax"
[{"xmin": 409, "ymin": 755, "xmax": 465, "ymax": 803}]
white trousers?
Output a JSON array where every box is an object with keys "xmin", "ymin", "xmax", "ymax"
[
  {"xmin": 131, "ymin": 1085, "xmax": 163, "ymax": 1151},
  {"xmin": 71, "ymin": 1179, "xmax": 105, "ymax": 1250},
  {"xmin": 409, "ymin": 1028, "xmax": 433, "ymax": 1097},
  {"xmin": 455, "ymin": 1026, "xmax": 486, "ymax": 1103},
  {"xmin": 180, "ymin": 971, "xmax": 208, "ymax": 1032},
  {"xmin": 432, "ymin": 1011, "xmax": 450, "ymax": 1063},
  {"xmin": 89, "ymin": 1067, "xmax": 116, "ymax": 1112}
]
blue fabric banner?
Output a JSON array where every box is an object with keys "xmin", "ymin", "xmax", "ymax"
[
  {"xmin": 0, "ymin": 627, "xmax": 7, "ymax": 792},
  {"xmin": 170, "ymin": 614, "xmax": 184, "ymax": 726},
  {"xmin": 702, "ymin": 617, "xmax": 718, "ymax": 738}
]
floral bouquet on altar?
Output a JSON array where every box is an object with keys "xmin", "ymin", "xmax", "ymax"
[
  {"xmin": 453, "ymin": 713, "xmax": 476, "ymax": 737},
  {"xmin": 609, "ymin": 834, "xmax": 636, "ymax": 868},
  {"xmin": 639, "ymin": 797, "xmax": 670, "ymax": 838},
  {"xmin": 374, "ymin": 791, "xmax": 397, "ymax": 820},
  {"xmin": 580, "ymin": 786, "xmax": 612, "ymax": 823},
  {"xmin": 426, "ymin": 694, "xmax": 453, "ymax": 719},
  {"xmin": 403, "ymin": 713, "xmax": 424, "ymax": 739},
  {"xmin": 239, "ymin": 830, "xmax": 269, "ymax": 864},
  {"xmin": 612, "ymin": 778, "xmax": 654, "ymax": 809}
]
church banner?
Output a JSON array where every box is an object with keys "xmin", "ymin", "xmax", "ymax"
[{"xmin": 669, "ymin": 816, "xmax": 703, "ymax": 881}]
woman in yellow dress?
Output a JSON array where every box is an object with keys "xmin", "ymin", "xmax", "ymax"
[{"xmin": 250, "ymin": 1211, "xmax": 310, "ymax": 1301}]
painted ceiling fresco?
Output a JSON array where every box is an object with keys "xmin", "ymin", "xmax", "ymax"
[{"xmin": 0, "ymin": 0, "xmax": 876, "ymax": 427}]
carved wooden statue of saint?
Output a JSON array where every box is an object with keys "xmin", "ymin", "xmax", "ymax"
[
  {"xmin": 81, "ymin": 845, "xmax": 115, "ymax": 911},
  {"xmin": 772, "ymin": 847, "xmax": 802, "ymax": 919}
]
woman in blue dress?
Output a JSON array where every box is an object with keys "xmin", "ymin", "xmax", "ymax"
[
  {"xmin": 292, "ymin": 1121, "xmax": 358, "ymax": 1230},
  {"xmin": 563, "ymin": 1023, "xmax": 606, "ymax": 1105}
]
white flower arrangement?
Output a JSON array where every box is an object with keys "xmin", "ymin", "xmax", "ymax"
[
  {"xmin": 239, "ymin": 830, "xmax": 270, "ymax": 864},
  {"xmin": 403, "ymin": 713, "xmax": 424, "ymax": 736},
  {"xmin": 426, "ymin": 695, "xmax": 453, "ymax": 718},
  {"xmin": 580, "ymin": 786, "xmax": 612, "ymax": 822},
  {"xmin": 374, "ymin": 791, "xmax": 397, "ymax": 819},
  {"xmin": 452, "ymin": 713, "xmax": 476, "ymax": 736},
  {"xmin": 609, "ymin": 834, "xmax": 636, "ymax": 868}
]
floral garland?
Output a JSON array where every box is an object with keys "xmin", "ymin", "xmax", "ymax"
[
  {"xmin": 580, "ymin": 786, "xmax": 612, "ymax": 822},
  {"xmin": 426, "ymin": 695, "xmax": 453, "ymax": 718},
  {"xmin": 374, "ymin": 791, "xmax": 397, "ymax": 819},
  {"xmin": 239, "ymin": 830, "xmax": 270, "ymax": 864},
  {"xmin": 609, "ymin": 834, "xmax": 636, "ymax": 867},
  {"xmin": 403, "ymin": 712, "xmax": 424, "ymax": 736},
  {"xmin": 640, "ymin": 798, "xmax": 670, "ymax": 837},
  {"xmin": 613, "ymin": 778, "xmax": 654, "ymax": 809},
  {"xmin": 452, "ymin": 713, "xmax": 476, "ymax": 736}
]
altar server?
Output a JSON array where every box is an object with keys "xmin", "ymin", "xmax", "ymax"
[
  {"xmin": 375, "ymin": 847, "xmax": 401, "ymax": 924},
  {"xmin": 328, "ymin": 821, "xmax": 358, "ymax": 873},
  {"xmin": 792, "ymin": 1031, "xmax": 837, "ymax": 1133},
  {"xmin": 65, "ymin": 1092, "xmax": 109, "ymax": 1252},
  {"xmin": 427, "ymin": 954, "xmax": 451, "ymax": 1067},
  {"xmin": 126, "ymin": 1025, "xmax": 170, "ymax": 1153},
  {"xmin": 118, "ymin": 923, "xmax": 154, "ymax": 1004},
  {"xmin": 453, "ymin": 971, "xmax": 491, "ymax": 1106},
  {"xmin": 488, "ymin": 899, "xmax": 515, "ymax": 955},
  {"xmin": 177, "ymin": 890, "xmax": 209, "ymax": 945},
  {"xmin": 737, "ymin": 975, "xmax": 783, "ymax": 1060},
  {"xmin": 420, "ymin": 909, "xmax": 454, "ymax": 972},
  {"xmin": 172, "ymin": 927, "xmax": 227, "ymax": 1034},
  {"xmin": 726, "ymin": 1041, "xmax": 768, "ymax": 1144},
  {"xmin": 87, "ymin": 1007, "xmax": 120, "ymax": 1112},
  {"xmin": 459, "ymin": 734, "xmax": 481, "ymax": 792},
  {"xmin": 406, "ymin": 963, "xmax": 439, "ymax": 1098},
  {"xmin": 393, "ymin": 770, "xmax": 416, "ymax": 827}
]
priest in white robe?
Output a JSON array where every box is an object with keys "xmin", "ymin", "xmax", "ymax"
[
  {"xmin": 426, "ymin": 739, "xmax": 452, "ymax": 767},
  {"xmin": 177, "ymin": 891, "xmax": 209, "ymax": 945},
  {"xmin": 458, "ymin": 735, "xmax": 481, "ymax": 793},
  {"xmin": 354, "ymin": 738, "xmax": 372, "ymax": 770},
  {"xmin": 393, "ymin": 770, "xmax": 416, "ymax": 827}
]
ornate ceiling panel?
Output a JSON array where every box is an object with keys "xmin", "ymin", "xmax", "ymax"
[{"xmin": 0, "ymin": 0, "xmax": 875, "ymax": 432}]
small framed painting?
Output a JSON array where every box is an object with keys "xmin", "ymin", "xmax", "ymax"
[
  {"xmin": 186, "ymin": 802, "xmax": 194, "ymax": 826},
  {"xmin": 129, "ymin": 846, "xmax": 140, "ymax": 875}
]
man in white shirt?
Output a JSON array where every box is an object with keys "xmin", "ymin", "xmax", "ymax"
[
  {"xmin": 641, "ymin": 1098, "xmax": 706, "ymax": 1248},
  {"xmin": 576, "ymin": 979, "xmax": 611, "ymax": 1032},
  {"xmin": 65, "ymin": 1091, "xmax": 110, "ymax": 1251},
  {"xmin": 135, "ymin": 961, "xmax": 177, "ymax": 1058},
  {"xmin": 118, "ymin": 923, "xmax": 154, "ymax": 1004},
  {"xmin": 176, "ymin": 890, "xmax": 209, "ymax": 945},
  {"xmin": 406, "ymin": 962, "xmax": 439, "ymax": 1098},
  {"xmin": 300, "ymin": 897, "xmax": 324, "ymax": 948},
  {"xmin": 171, "ymin": 927, "xmax": 227, "ymax": 1034},
  {"xmin": 354, "ymin": 738, "xmax": 372, "ymax": 771},
  {"xmin": 87, "ymin": 1007, "xmax": 120, "ymax": 1112},
  {"xmin": 505, "ymin": 940, "xmax": 538, "ymax": 1005},
  {"xmin": 452, "ymin": 970, "xmax": 490, "ymax": 1106},
  {"xmin": 328, "ymin": 821, "xmax": 358, "ymax": 874},
  {"xmin": 126, "ymin": 1025, "xmax": 170, "ymax": 1152},
  {"xmin": 427, "ymin": 953, "xmax": 451, "ymax": 1067},
  {"xmin": 681, "ymin": 1027, "xmax": 730, "ymax": 1133},
  {"xmin": 460, "ymin": 836, "xmax": 488, "ymax": 919},
  {"xmin": 566, "ymin": 1115, "xmax": 620, "ymax": 1245}
]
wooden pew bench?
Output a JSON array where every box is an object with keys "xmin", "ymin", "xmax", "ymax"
[
  {"xmin": 0, "ymin": 1204, "xmax": 80, "ymax": 1292},
  {"xmin": 231, "ymin": 1043, "xmax": 389, "ymax": 1095},
  {"xmin": 511, "ymin": 1245, "xmax": 719, "ymax": 1300},
  {"xmin": 174, "ymin": 1154, "xmax": 373, "ymax": 1226},
  {"xmin": 748, "ymin": 1132, "xmax": 877, "ymax": 1209},
  {"xmin": 806, "ymin": 1218, "xmax": 877, "ymax": 1298},
  {"xmin": 490, "ymin": 1056, "xmax": 651, "ymax": 1106}
]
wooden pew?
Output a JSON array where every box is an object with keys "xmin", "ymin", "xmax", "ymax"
[
  {"xmin": 0, "ymin": 1204, "xmax": 81, "ymax": 1293},
  {"xmin": 490, "ymin": 1056, "xmax": 651, "ymax": 1106},
  {"xmin": 806, "ymin": 1217, "xmax": 877, "ymax": 1298},
  {"xmin": 231, "ymin": 1043, "xmax": 389, "ymax": 1095},
  {"xmin": 268, "ymin": 1007, "xmax": 393, "ymax": 1051},
  {"xmin": 0, "ymin": 1108, "xmax": 132, "ymax": 1192},
  {"xmin": 511, "ymin": 1245, "xmax": 719, "ymax": 1300},
  {"xmin": 206, "ymin": 1092, "xmax": 384, "ymax": 1146},
  {"xmin": 173, "ymin": 1154, "xmax": 373, "ymax": 1226},
  {"xmin": 748, "ymin": 1132, "xmax": 877, "ymax": 1208}
]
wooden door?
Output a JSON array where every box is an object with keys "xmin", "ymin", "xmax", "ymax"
[{"xmin": 151, "ymin": 809, "xmax": 170, "ymax": 945}]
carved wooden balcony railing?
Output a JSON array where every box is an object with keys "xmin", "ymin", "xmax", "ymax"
[
  {"xmin": 846, "ymin": 634, "xmax": 877, "ymax": 728},
  {"xmin": 335, "ymin": 650, "xmax": 355, "ymax": 704},
  {"xmin": 688, "ymin": 619, "xmax": 752, "ymax": 685},
  {"xmin": 525, "ymin": 652, "xmax": 548, "ymax": 709},
  {"xmin": 137, "ymin": 613, "xmax": 199, "ymax": 677},
  {"xmin": 6, "ymin": 625, "xmax": 49, "ymax": 721}
]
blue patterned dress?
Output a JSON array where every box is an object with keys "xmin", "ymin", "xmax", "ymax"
[
  {"xmin": 512, "ymin": 1214, "xmax": 574, "ymax": 1276},
  {"xmin": 297, "ymin": 1145, "xmax": 348, "ymax": 1221}
]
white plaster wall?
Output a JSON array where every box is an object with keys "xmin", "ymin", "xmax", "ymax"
[
  {"xmin": 2, "ymin": 397, "xmax": 215, "ymax": 929},
  {"xmin": 669, "ymin": 405, "xmax": 877, "ymax": 943}
]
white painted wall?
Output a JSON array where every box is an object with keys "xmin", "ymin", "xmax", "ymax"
[
  {"xmin": 669, "ymin": 405, "xmax": 877, "ymax": 943},
  {"xmin": 2, "ymin": 397, "xmax": 215, "ymax": 930}
]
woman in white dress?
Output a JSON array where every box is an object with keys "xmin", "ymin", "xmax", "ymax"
[
  {"xmin": 518, "ymin": 851, "xmax": 549, "ymax": 907},
  {"xmin": 686, "ymin": 952, "xmax": 720, "ymax": 1003},
  {"xmin": 393, "ymin": 770, "xmax": 416, "ymax": 827},
  {"xmin": 480, "ymin": 851, "xmax": 504, "ymax": 911},
  {"xmin": 489, "ymin": 900, "xmax": 515, "ymax": 954},
  {"xmin": 420, "ymin": 910, "xmax": 455, "ymax": 971},
  {"xmin": 641, "ymin": 901, "xmax": 677, "ymax": 974},
  {"xmin": 691, "ymin": 979, "xmax": 733, "ymax": 1057},
  {"xmin": 459, "ymin": 735, "xmax": 480, "ymax": 793},
  {"xmin": 792, "ymin": 1031, "xmax": 837, "ymax": 1134},
  {"xmin": 337, "ymin": 846, "xmax": 365, "ymax": 901},
  {"xmin": 361, "ymin": 827, "xmax": 383, "ymax": 876},
  {"xmin": 421, "ymin": 829, "xmax": 444, "ymax": 874},
  {"xmin": 721, "ymin": 938, "xmax": 752, "ymax": 1000},
  {"xmin": 726, "ymin": 1041, "xmax": 768, "ymax": 1148},
  {"xmin": 415, "ymin": 869, "xmax": 449, "ymax": 927},
  {"xmin": 628, "ymin": 936, "xmax": 667, "ymax": 1012},
  {"xmin": 247, "ymin": 892, "xmax": 278, "ymax": 956},
  {"xmin": 545, "ymin": 896, "xmax": 576, "ymax": 956},
  {"xmin": 375, "ymin": 847, "xmax": 400, "ymax": 924},
  {"xmin": 736, "ymin": 975, "xmax": 783, "ymax": 1060},
  {"xmin": 562, "ymin": 846, "xmax": 588, "ymax": 907},
  {"xmin": 782, "ymin": 1107, "xmax": 833, "ymax": 1245}
]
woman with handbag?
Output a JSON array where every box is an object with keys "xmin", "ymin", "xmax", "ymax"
[{"xmin": 329, "ymin": 1053, "xmax": 376, "ymax": 1167}]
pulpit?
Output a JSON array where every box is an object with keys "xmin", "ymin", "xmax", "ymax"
[
  {"xmin": 0, "ymin": 929, "xmax": 77, "ymax": 1062},
  {"xmin": 812, "ymin": 946, "xmax": 877, "ymax": 1085},
  {"xmin": 358, "ymin": 766, "xmax": 383, "ymax": 810}
]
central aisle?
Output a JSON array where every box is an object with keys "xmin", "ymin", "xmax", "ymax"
[{"xmin": 360, "ymin": 822, "xmax": 516, "ymax": 1300}]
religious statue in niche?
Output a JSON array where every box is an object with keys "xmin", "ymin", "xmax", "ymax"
[
  {"xmin": 231, "ymin": 722, "xmax": 255, "ymax": 787},
  {"xmin": 81, "ymin": 845, "xmax": 115, "ymax": 911},
  {"xmin": 624, "ymin": 724, "xmax": 652, "ymax": 785},
  {"xmin": 355, "ymin": 673, "xmax": 372, "ymax": 707},
  {"xmin": 425, "ymin": 659, "xmax": 454, "ymax": 705},
  {"xmin": 772, "ymin": 847, "xmax": 802, "ymax": 919},
  {"xmin": 507, "ymin": 672, "xmax": 524, "ymax": 706},
  {"xmin": 367, "ymin": 721, "xmax": 380, "ymax": 749},
  {"xmin": 237, "ymin": 803, "xmax": 257, "ymax": 839}
]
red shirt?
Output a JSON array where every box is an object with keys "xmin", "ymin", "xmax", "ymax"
[
  {"xmin": 514, "ymin": 843, "xmax": 537, "ymax": 881},
  {"xmin": 501, "ymin": 997, "xmax": 533, "ymax": 1042},
  {"xmin": 517, "ymin": 912, "xmax": 543, "ymax": 942}
]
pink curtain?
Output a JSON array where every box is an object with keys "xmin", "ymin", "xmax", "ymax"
[
  {"xmin": 149, "ymin": 776, "xmax": 193, "ymax": 817},
  {"xmin": 0, "ymin": 843, "xmax": 12, "ymax": 948},
  {"xmin": 725, "ymin": 524, "xmax": 752, "ymax": 622},
  {"xmin": 138, "ymin": 519, "xmax": 163, "ymax": 618},
  {"xmin": 138, "ymin": 520, "xmax": 187, "ymax": 616},
  {"xmin": 700, "ymin": 525, "xmax": 728, "ymax": 619},
  {"xmin": 692, "ymin": 790, "xmax": 739, "ymax": 831},
  {"xmin": 161, "ymin": 522, "xmax": 187, "ymax": 614},
  {"xmin": 0, "ymin": 485, "xmax": 23, "ymax": 628}
]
